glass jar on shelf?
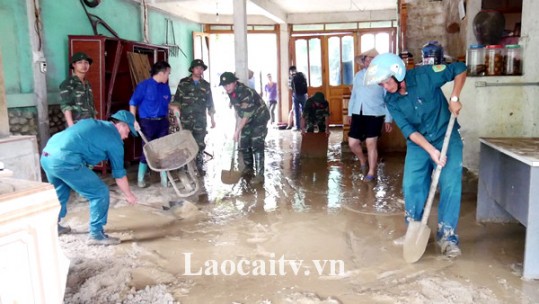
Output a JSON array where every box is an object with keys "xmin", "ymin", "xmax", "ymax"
[
  {"xmin": 484, "ymin": 45, "xmax": 504, "ymax": 76},
  {"xmin": 466, "ymin": 44, "xmax": 485, "ymax": 76},
  {"xmin": 504, "ymin": 44, "xmax": 522, "ymax": 75}
]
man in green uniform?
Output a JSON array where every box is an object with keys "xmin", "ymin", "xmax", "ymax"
[
  {"xmin": 172, "ymin": 59, "xmax": 216, "ymax": 175},
  {"xmin": 301, "ymin": 92, "xmax": 330, "ymax": 134},
  {"xmin": 219, "ymin": 72, "xmax": 270, "ymax": 184},
  {"xmin": 59, "ymin": 52, "xmax": 97, "ymax": 126}
]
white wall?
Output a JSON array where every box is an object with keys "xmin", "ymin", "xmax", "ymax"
[{"xmin": 443, "ymin": 0, "xmax": 539, "ymax": 173}]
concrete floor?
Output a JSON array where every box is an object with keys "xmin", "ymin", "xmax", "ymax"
[{"xmin": 59, "ymin": 126, "xmax": 539, "ymax": 304}]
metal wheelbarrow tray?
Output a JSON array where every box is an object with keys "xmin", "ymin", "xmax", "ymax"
[{"xmin": 140, "ymin": 128, "xmax": 200, "ymax": 198}]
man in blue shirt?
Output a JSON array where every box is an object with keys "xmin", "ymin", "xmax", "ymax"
[
  {"xmin": 41, "ymin": 110, "xmax": 139, "ymax": 245},
  {"xmin": 348, "ymin": 48, "xmax": 393, "ymax": 181},
  {"xmin": 366, "ymin": 53, "xmax": 467, "ymax": 258},
  {"xmin": 129, "ymin": 61, "xmax": 178, "ymax": 188}
]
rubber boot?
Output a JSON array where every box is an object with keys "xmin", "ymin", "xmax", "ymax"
[
  {"xmin": 252, "ymin": 152, "xmax": 265, "ymax": 185},
  {"xmin": 195, "ymin": 152, "xmax": 205, "ymax": 176},
  {"xmin": 241, "ymin": 150, "xmax": 254, "ymax": 177},
  {"xmin": 137, "ymin": 163, "xmax": 148, "ymax": 188},
  {"xmin": 160, "ymin": 171, "xmax": 168, "ymax": 188}
]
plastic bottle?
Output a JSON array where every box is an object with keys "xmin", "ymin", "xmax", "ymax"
[
  {"xmin": 466, "ymin": 44, "xmax": 485, "ymax": 76},
  {"xmin": 484, "ymin": 45, "xmax": 504, "ymax": 76},
  {"xmin": 504, "ymin": 44, "xmax": 522, "ymax": 75}
]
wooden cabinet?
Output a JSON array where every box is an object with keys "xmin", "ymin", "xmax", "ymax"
[
  {"xmin": 482, "ymin": 0, "xmax": 522, "ymax": 13},
  {"xmin": 68, "ymin": 35, "xmax": 169, "ymax": 164}
]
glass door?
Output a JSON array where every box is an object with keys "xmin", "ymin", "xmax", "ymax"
[
  {"xmin": 292, "ymin": 34, "xmax": 354, "ymax": 125},
  {"xmin": 291, "ymin": 29, "xmax": 395, "ymax": 125}
]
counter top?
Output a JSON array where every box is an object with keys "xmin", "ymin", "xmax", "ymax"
[{"xmin": 480, "ymin": 137, "xmax": 539, "ymax": 167}]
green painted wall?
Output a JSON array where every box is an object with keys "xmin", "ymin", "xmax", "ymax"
[
  {"xmin": 0, "ymin": 0, "xmax": 33, "ymax": 94},
  {"xmin": 1, "ymin": 0, "xmax": 200, "ymax": 107}
]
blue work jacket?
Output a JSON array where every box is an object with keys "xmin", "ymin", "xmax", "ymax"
[
  {"xmin": 129, "ymin": 78, "xmax": 171, "ymax": 118},
  {"xmin": 43, "ymin": 119, "xmax": 127, "ymax": 178},
  {"xmin": 385, "ymin": 62, "xmax": 467, "ymax": 144}
]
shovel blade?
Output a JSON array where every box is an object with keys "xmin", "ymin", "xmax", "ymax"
[
  {"xmin": 221, "ymin": 170, "xmax": 242, "ymax": 184},
  {"xmin": 403, "ymin": 221, "xmax": 431, "ymax": 263}
]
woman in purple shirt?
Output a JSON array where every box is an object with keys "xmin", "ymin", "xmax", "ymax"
[{"xmin": 264, "ymin": 73, "xmax": 278, "ymax": 124}]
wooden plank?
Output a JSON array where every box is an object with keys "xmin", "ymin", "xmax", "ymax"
[{"xmin": 126, "ymin": 52, "xmax": 137, "ymax": 88}]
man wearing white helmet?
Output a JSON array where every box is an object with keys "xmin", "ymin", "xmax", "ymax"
[{"xmin": 365, "ymin": 53, "xmax": 467, "ymax": 258}]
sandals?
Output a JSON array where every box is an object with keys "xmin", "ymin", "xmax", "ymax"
[{"xmin": 364, "ymin": 174, "xmax": 376, "ymax": 182}]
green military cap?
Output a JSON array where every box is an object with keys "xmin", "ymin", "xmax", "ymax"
[
  {"xmin": 189, "ymin": 59, "xmax": 207, "ymax": 72},
  {"xmin": 71, "ymin": 52, "xmax": 93, "ymax": 65},
  {"xmin": 219, "ymin": 72, "xmax": 238, "ymax": 86}
]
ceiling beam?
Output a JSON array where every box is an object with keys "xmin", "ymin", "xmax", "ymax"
[
  {"xmin": 198, "ymin": 14, "xmax": 276, "ymax": 25},
  {"xmin": 287, "ymin": 9, "xmax": 396, "ymax": 24},
  {"xmin": 249, "ymin": 0, "xmax": 287, "ymax": 24}
]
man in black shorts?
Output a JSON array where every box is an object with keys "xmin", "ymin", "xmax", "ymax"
[{"xmin": 347, "ymin": 49, "xmax": 393, "ymax": 181}]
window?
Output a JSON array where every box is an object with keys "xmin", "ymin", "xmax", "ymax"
[
  {"xmin": 295, "ymin": 38, "xmax": 322, "ymax": 87},
  {"xmin": 328, "ymin": 35, "xmax": 354, "ymax": 86},
  {"xmin": 360, "ymin": 32, "xmax": 390, "ymax": 54}
]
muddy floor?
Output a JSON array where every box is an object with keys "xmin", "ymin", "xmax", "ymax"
[{"xmin": 59, "ymin": 126, "xmax": 539, "ymax": 304}]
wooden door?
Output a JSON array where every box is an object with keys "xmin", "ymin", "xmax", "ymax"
[
  {"xmin": 291, "ymin": 34, "xmax": 354, "ymax": 125},
  {"xmin": 291, "ymin": 29, "xmax": 397, "ymax": 126}
]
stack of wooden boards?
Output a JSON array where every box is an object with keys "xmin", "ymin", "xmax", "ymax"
[{"xmin": 127, "ymin": 52, "xmax": 151, "ymax": 87}]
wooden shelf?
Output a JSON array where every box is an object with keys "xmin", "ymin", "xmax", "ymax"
[{"xmin": 482, "ymin": 0, "xmax": 522, "ymax": 13}]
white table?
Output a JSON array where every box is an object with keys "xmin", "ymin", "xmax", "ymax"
[{"xmin": 477, "ymin": 137, "xmax": 539, "ymax": 279}]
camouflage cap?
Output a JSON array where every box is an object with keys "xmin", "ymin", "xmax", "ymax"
[
  {"xmin": 189, "ymin": 59, "xmax": 207, "ymax": 72},
  {"xmin": 219, "ymin": 72, "xmax": 238, "ymax": 86},
  {"xmin": 71, "ymin": 52, "xmax": 93, "ymax": 65}
]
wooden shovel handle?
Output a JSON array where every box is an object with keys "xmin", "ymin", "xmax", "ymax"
[
  {"xmin": 421, "ymin": 114, "xmax": 457, "ymax": 225},
  {"xmin": 229, "ymin": 141, "xmax": 236, "ymax": 170}
]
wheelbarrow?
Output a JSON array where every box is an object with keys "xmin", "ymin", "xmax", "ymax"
[{"xmin": 137, "ymin": 114, "xmax": 200, "ymax": 198}]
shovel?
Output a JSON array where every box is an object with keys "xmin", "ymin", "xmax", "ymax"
[
  {"xmin": 221, "ymin": 141, "xmax": 242, "ymax": 184},
  {"xmin": 403, "ymin": 114, "xmax": 456, "ymax": 263}
]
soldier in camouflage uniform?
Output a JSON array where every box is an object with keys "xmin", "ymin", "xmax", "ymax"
[
  {"xmin": 59, "ymin": 52, "xmax": 96, "ymax": 126},
  {"xmin": 219, "ymin": 72, "xmax": 270, "ymax": 184},
  {"xmin": 172, "ymin": 59, "xmax": 216, "ymax": 175},
  {"xmin": 301, "ymin": 92, "xmax": 330, "ymax": 134}
]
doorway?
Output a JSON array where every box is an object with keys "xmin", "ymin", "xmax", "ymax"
[
  {"xmin": 290, "ymin": 29, "xmax": 395, "ymax": 125},
  {"xmin": 199, "ymin": 33, "xmax": 279, "ymax": 126}
]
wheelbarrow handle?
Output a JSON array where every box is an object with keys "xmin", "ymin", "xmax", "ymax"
[
  {"xmin": 136, "ymin": 122, "xmax": 151, "ymax": 145},
  {"xmin": 174, "ymin": 112, "xmax": 183, "ymax": 131}
]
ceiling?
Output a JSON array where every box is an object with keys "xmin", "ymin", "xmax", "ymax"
[{"xmin": 146, "ymin": 0, "xmax": 397, "ymax": 24}]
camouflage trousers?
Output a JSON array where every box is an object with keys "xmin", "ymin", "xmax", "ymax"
[
  {"xmin": 171, "ymin": 114, "xmax": 208, "ymax": 152},
  {"xmin": 240, "ymin": 113, "xmax": 269, "ymax": 169}
]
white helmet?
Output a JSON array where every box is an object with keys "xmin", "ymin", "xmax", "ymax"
[{"xmin": 365, "ymin": 53, "xmax": 406, "ymax": 85}]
